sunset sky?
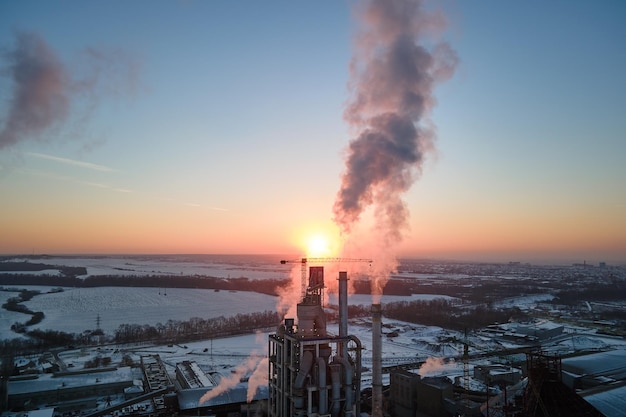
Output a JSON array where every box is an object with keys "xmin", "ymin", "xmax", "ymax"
[{"xmin": 1, "ymin": 1, "xmax": 625, "ymax": 264}]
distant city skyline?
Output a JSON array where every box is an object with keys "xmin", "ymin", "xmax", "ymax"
[{"xmin": 1, "ymin": 1, "xmax": 625, "ymax": 264}]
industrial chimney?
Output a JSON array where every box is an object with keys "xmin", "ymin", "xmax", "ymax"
[
  {"xmin": 338, "ymin": 271, "xmax": 349, "ymax": 338},
  {"xmin": 371, "ymin": 303, "xmax": 383, "ymax": 417}
]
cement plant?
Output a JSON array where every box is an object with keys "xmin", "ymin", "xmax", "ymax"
[{"xmin": 0, "ymin": 255, "xmax": 625, "ymax": 417}]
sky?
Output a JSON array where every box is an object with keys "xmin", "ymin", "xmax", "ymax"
[{"xmin": 0, "ymin": 1, "xmax": 625, "ymax": 265}]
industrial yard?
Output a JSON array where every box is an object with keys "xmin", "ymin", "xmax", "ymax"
[{"xmin": 1, "ymin": 255, "xmax": 625, "ymax": 416}]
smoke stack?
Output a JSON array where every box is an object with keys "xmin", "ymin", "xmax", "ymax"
[
  {"xmin": 338, "ymin": 271, "xmax": 349, "ymax": 338},
  {"xmin": 371, "ymin": 303, "xmax": 383, "ymax": 417}
]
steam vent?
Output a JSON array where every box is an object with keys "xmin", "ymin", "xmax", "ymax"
[{"xmin": 268, "ymin": 268, "xmax": 362, "ymax": 417}]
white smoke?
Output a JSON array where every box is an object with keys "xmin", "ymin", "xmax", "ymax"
[
  {"xmin": 333, "ymin": 0, "xmax": 457, "ymax": 299},
  {"xmin": 418, "ymin": 356, "xmax": 457, "ymax": 377}
]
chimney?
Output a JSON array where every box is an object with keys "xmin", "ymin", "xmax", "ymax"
[
  {"xmin": 371, "ymin": 303, "xmax": 383, "ymax": 417},
  {"xmin": 338, "ymin": 271, "xmax": 349, "ymax": 338}
]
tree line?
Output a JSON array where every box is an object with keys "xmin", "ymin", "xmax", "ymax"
[
  {"xmin": 2, "ymin": 289, "xmax": 46, "ymax": 333},
  {"xmin": 114, "ymin": 310, "xmax": 281, "ymax": 343},
  {"xmin": 0, "ymin": 310, "xmax": 282, "ymax": 357},
  {"xmin": 0, "ymin": 273, "xmax": 289, "ymax": 296},
  {"xmin": 338, "ymin": 298, "xmax": 529, "ymax": 331}
]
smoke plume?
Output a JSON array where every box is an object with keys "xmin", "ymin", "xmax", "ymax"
[
  {"xmin": 0, "ymin": 31, "xmax": 139, "ymax": 150},
  {"xmin": 199, "ymin": 353, "xmax": 264, "ymax": 405},
  {"xmin": 246, "ymin": 357, "xmax": 268, "ymax": 403},
  {"xmin": 333, "ymin": 0, "xmax": 457, "ymax": 296},
  {"xmin": 0, "ymin": 32, "xmax": 70, "ymax": 149},
  {"xmin": 418, "ymin": 356, "xmax": 456, "ymax": 377}
]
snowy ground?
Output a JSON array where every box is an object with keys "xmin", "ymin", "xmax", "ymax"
[
  {"xmin": 0, "ymin": 285, "xmax": 458, "ymax": 340},
  {"xmin": 0, "ymin": 286, "xmax": 279, "ymax": 338},
  {"xmin": 2, "ymin": 255, "xmax": 292, "ymax": 280},
  {"xmin": 326, "ymin": 293, "xmax": 457, "ymax": 306},
  {"xmin": 0, "ymin": 254, "xmax": 461, "ymax": 340},
  {"xmin": 492, "ymin": 294, "xmax": 555, "ymax": 310},
  {"xmin": 32, "ymin": 287, "xmax": 278, "ymax": 335}
]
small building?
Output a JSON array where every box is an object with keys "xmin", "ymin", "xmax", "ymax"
[
  {"xmin": 474, "ymin": 364, "xmax": 522, "ymax": 386},
  {"xmin": 561, "ymin": 348, "xmax": 626, "ymax": 391},
  {"xmin": 390, "ymin": 369, "xmax": 419, "ymax": 417},
  {"xmin": 417, "ymin": 376, "xmax": 454, "ymax": 417},
  {"xmin": 175, "ymin": 360, "xmax": 214, "ymax": 389}
]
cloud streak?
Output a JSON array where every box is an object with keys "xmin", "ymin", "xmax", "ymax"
[
  {"xmin": 22, "ymin": 168, "xmax": 132, "ymax": 194},
  {"xmin": 27, "ymin": 152, "xmax": 115, "ymax": 172}
]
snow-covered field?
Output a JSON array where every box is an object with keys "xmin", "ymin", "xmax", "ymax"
[
  {"xmin": 0, "ymin": 285, "xmax": 456, "ymax": 340},
  {"xmin": 326, "ymin": 293, "xmax": 457, "ymax": 306},
  {"xmin": 492, "ymin": 294, "xmax": 555, "ymax": 310},
  {"xmin": 0, "ymin": 256, "xmax": 463, "ymax": 341},
  {"xmin": 2, "ymin": 255, "xmax": 292, "ymax": 280},
  {"xmin": 0, "ymin": 286, "xmax": 279, "ymax": 338},
  {"xmin": 0, "ymin": 290, "xmax": 30, "ymax": 339}
]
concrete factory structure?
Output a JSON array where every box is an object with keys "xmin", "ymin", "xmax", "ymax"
[{"xmin": 268, "ymin": 268, "xmax": 363, "ymax": 417}]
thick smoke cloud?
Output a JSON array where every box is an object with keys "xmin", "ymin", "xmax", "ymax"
[
  {"xmin": 0, "ymin": 31, "xmax": 138, "ymax": 150},
  {"xmin": 0, "ymin": 32, "xmax": 70, "ymax": 149},
  {"xmin": 334, "ymin": 0, "xmax": 457, "ymax": 244}
]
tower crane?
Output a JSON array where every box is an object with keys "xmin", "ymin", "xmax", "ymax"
[{"xmin": 280, "ymin": 257, "xmax": 372, "ymax": 298}]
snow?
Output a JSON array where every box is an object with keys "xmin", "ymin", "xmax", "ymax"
[
  {"xmin": 4, "ymin": 255, "xmax": 626, "ymax": 402},
  {"xmin": 7, "ymin": 366, "xmax": 140, "ymax": 395},
  {"xmin": 581, "ymin": 384, "xmax": 626, "ymax": 417},
  {"xmin": 326, "ymin": 293, "xmax": 457, "ymax": 306},
  {"xmin": 0, "ymin": 290, "xmax": 31, "ymax": 340},
  {"xmin": 20, "ymin": 287, "xmax": 278, "ymax": 335},
  {"xmin": 0, "ymin": 255, "xmax": 458, "ymax": 340},
  {"xmin": 492, "ymin": 294, "xmax": 555, "ymax": 310},
  {"xmin": 3, "ymin": 255, "xmax": 292, "ymax": 280},
  {"xmin": 0, "ymin": 270, "xmax": 62, "ymax": 276}
]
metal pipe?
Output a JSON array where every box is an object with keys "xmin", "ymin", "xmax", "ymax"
[
  {"xmin": 338, "ymin": 271, "xmax": 349, "ymax": 338},
  {"xmin": 318, "ymin": 357, "xmax": 328, "ymax": 415},
  {"xmin": 330, "ymin": 364, "xmax": 342, "ymax": 417},
  {"xmin": 338, "ymin": 355, "xmax": 354, "ymax": 417},
  {"xmin": 295, "ymin": 350, "xmax": 314, "ymax": 389},
  {"xmin": 294, "ymin": 350, "xmax": 314, "ymax": 412},
  {"xmin": 371, "ymin": 303, "xmax": 383, "ymax": 417},
  {"xmin": 348, "ymin": 335, "xmax": 362, "ymax": 417}
]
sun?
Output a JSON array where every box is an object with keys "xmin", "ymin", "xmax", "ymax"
[
  {"xmin": 290, "ymin": 222, "xmax": 342, "ymax": 259},
  {"xmin": 307, "ymin": 234, "xmax": 332, "ymax": 258}
]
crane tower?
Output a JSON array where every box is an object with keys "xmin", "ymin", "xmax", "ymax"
[{"xmin": 280, "ymin": 257, "xmax": 372, "ymax": 298}]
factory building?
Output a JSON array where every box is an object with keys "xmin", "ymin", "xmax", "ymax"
[
  {"xmin": 473, "ymin": 364, "xmax": 522, "ymax": 387},
  {"xmin": 173, "ymin": 359, "xmax": 268, "ymax": 415},
  {"xmin": 389, "ymin": 369, "xmax": 419, "ymax": 417},
  {"xmin": 6, "ymin": 366, "xmax": 140, "ymax": 412},
  {"xmin": 175, "ymin": 360, "xmax": 214, "ymax": 389},
  {"xmin": 268, "ymin": 268, "xmax": 362, "ymax": 417},
  {"xmin": 389, "ymin": 369, "xmax": 456, "ymax": 417}
]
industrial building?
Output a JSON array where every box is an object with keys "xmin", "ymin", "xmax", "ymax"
[
  {"xmin": 389, "ymin": 369, "xmax": 472, "ymax": 417},
  {"xmin": 6, "ymin": 366, "xmax": 141, "ymax": 412},
  {"xmin": 268, "ymin": 268, "xmax": 363, "ymax": 417}
]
